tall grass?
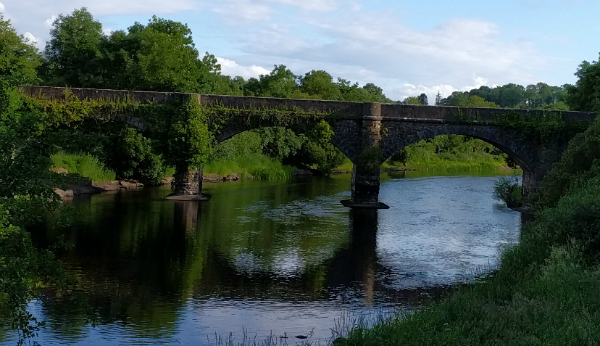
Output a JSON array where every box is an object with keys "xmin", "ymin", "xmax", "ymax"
[
  {"xmin": 204, "ymin": 154, "xmax": 294, "ymax": 181},
  {"xmin": 51, "ymin": 152, "xmax": 116, "ymax": 182}
]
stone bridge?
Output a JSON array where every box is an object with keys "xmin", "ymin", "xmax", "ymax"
[{"xmin": 21, "ymin": 86, "xmax": 597, "ymax": 209}]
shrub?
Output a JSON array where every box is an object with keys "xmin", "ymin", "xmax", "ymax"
[{"xmin": 493, "ymin": 176, "xmax": 522, "ymax": 208}]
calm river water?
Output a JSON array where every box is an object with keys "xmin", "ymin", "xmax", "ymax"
[{"xmin": 5, "ymin": 172, "xmax": 523, "ymax": 345}]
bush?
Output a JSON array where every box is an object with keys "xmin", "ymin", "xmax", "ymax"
[
  {"xmin": 107, "ymin": 127, "xmax": 166, "ymax": 185},
  {"xmin": 533, "ymin": 118, "xmax": 600, "ymax": 209},
  {"xmin": 493, "ymin": 176, "xmax": 522, "ymax": 208}
]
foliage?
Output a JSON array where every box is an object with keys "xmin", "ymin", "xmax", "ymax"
[
  {"xmin": 493, "ymin": 176, "xmax": 522, "ymax": 208},
  {"xmin": 41, "ymin": 8, "xmax": 103, "ymax": 87},
  {"xmin": 164, "ymin": 97, "xmax": 212, "ymax": 173},
  {"xmin": 402, "ymin": 96, "xmax": 422, "ymax": 105},
  {"xmin": 51, "ymin": 152, "xmax": 116, "ymax": 182},
  {"xmin": 107, "ymin": 16, "xmax": 202, "ymax": 92},
  {"xmin": 299, "ymin": 70, "xmax": 342, "ymax": 100},
  {"xmin": 204, "ymin": 153, "xmax": 294, "ymax": 181},
  {"xmin": 440, "ymin": 82, "xmax": 568, "ymax": 109},
  {"xmin": 356, "ymin": 146, "xmax": 383, "ymax": 172},
  {"xmin": 531, "ymin": 117, "xmax": 600, "ymax": 208},
  {"xmin": 0, "ymin": 99, "xmax": 74, "ymax": 343},
  {"xmin": 294, "ymin": 120, "xmax": 347, "ymax": 174},
  {"xmin": 106, "ymin": 127, "xmax": 165, "ymax": 184},
  {"xmin": 209, "ymin": 131, "xmax": 263, "ymax": 161},
  {"xmin": 388, "ymin": 135, "xmax": 509, "ymax": 170},
  {"xmin": 0, "ymin": 15, "xmax": 40, "ymax": 90},
  {"xmin": 566, "ymin": 56, "xmax": 600, "ymax": 113}
]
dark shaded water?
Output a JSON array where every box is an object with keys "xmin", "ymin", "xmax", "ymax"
[{"xmin": 4, "ymin": 173, "xmax": 522, "ymax": 345}]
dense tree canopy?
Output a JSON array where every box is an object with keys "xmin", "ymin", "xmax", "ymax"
[{"xmin": 566, "ymin": 56, "xmax": 600, "ymax": 112}]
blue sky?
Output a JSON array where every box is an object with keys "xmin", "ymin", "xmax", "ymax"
[{"xmin": 2, "ymin": 0, "xmax": 598, "ymax": 101}]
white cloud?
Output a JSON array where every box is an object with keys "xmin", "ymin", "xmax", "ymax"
[
  {"xmin": 0, "ymin": 2, "xmax": 5, "ymax": 13},
  {"xmin": 237, "ymin": 10, "xmax": 543, "ymax": 98},
  {"xmin": 44, "ymin": 15, "xmax": 57, "ymax": 28},
  {"xmin": 102, "ymin": 28, "xmax": 114, "ymax": 36},
  {"xmin": 264, "ymin": 0, "xmax": 338, "ymax": 11},
  {"xmin": 217, "ymin": 57, "xmax": 270, "ymax": 79},
  {"xmin": 23, "ymin": 31, "xmax": 44, "ymax": 50},
  {"xmin": 213, "ymin": 1, "xmax": 273, "ymax": 23}
]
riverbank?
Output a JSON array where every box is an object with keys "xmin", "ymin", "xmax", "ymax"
[
  {"xmin": 337, "ymin": 120, "xmax": 600, "ymax": 345},
  {"xmin": 337, "ymin": 186, "xmax": 600, "ymax": 345},
  {"xmin": 50, "ymin": 152, "xmax": 520, "ymax": 200}
]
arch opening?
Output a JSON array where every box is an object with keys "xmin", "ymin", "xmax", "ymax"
[{"xmin": 210, "ymin": 123, "xmax": 354, "ymax": 178}]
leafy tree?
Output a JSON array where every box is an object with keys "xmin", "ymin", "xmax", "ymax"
[
  {"xmin": 418, "ymin": 93, "xmax": 428, "ymax": 105},
  {"xmin": 363, "ymin": 83, "xmax": 393, "ymax": 103},
  {"xmin": 440, "ymin": 91, "xmax": 468, "ymax": 106},
  {"xmin": 300, "ymin": 70, "xmax": 341, "ymax": 100},
  {"xmin": 435, "ymin": 92, "xmax": 442, "ymax": 106},
  {"xmin": 245, "ymin": 65, "xmax": 299, "ymax": 98},
  {"xmin": 462, "ymin": 95, "xmax": 499, "ymax": 108},
  {"xmin": 337, "ymin": 78, "xmax": 382, "ymax": 102},
  {"xmin": 538, "ymin": 101, "xmax": 569, "ymax": 111},
  {"xmin": 120, "ymin": 17, "xmax": 201, "ymax": 92},
  {"xmin": 41, "ymin": 8, "xmax": 104, "ymax": 87},
  {"xmin": 566, "ymin": 56, "xmax": 600, "ymax": 112},
  {"xmin": 0, "ymin": 15, "xmax": 40, "ymax": 88},
  {"xmin": 403, "ymin": 96, "xmax": 422, "ymax": 105},
  {"xmin": 0, "ymin": 18, "xmax": 78, "ymax": 343},
  {"xmin": 106, "ymin": 127, "xmax": 165, "ymax": 185},
  {"xmin": 292, "ymin": 121, "xmax": 346, "ymax": 174}
]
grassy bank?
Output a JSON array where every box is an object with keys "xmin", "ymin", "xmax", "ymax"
[
  {"xmin": 203, "ymin": 153, "xmax": 295, "ymax": 181},
  {"xmin": 338, "ymin": 121, "xmax": 600, "ymax": 345},
  {"xmin": 51, "ymin": 152, "xmax": 116, "ymax": 182}
]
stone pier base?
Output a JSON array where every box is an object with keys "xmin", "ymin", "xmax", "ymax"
[
  {"xmin": 166, "ymin": 168, "xmax": 211, "ymax": 201},
  {"xmin": 341, "ymin": 165, "xmax": 389, "ymax": 209}
]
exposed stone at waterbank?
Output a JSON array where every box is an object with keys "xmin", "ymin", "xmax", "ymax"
[
  {"xmin": 28, "ymin": 86, "xmax": 596, "ymax": 208},
  {"xmin": 54, "ymin": 179, "xmax": 145, "ymax": 200}
]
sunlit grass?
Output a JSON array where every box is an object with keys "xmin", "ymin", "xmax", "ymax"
[
  {"xmin": 204, "ymin": 154, "xmax": 294, "ymax": 181},
  {"xmin": 51, "ymin": 152, "xmax": 116, "ymax": 182}
]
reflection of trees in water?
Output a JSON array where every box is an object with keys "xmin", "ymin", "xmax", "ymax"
[
  {"xmin": 32, "ymin": 179, "xmax": 454, "ymax": 342},
  {"xmin": 33, "ymin": 181, "xmax": 356, "ymax": 339}
]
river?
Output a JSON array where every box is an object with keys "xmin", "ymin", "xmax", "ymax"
[{"xmin": 5, "ymin": 172, "xmax": 523, "ymax": 345}]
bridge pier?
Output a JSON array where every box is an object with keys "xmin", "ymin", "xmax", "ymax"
[
  {"xmin": 341, "ymin": 165, "xmax": 389, "ymax": 209},
  {"xmin": 166, "ymin": 168, "xmax": 211, "ymax": 201},
  {"xmin": 341, "ymin": 103, "xmax": 389, "ymax": 209}
]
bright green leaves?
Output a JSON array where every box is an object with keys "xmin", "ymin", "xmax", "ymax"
[
  {"xmin": 299, "ymin": 70, "xmax": 342, "ymax": 100},
  {"xmin": 0, "ymin": 15, "xmax": 40, "ymax": 89},
  {"xmin": 166, "ymin": 97, "xmax": 212, "ymax": 171},
  {"xmin": 42, "ymin": 8, "xmax": 103, "ymax": 87},
  {"xmin": 566, "ymin": 56, "xmax": 600, "ymax": 113}
]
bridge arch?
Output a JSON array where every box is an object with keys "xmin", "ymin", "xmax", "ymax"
[
  {"xmin": 380, "ymin": 122, "xmax": 546, "ymax": 194},
  {"xmin": 214, "ymin": 118, "xmax": 360, "ymax": 163}
]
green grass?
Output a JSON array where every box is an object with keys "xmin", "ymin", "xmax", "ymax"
[
  {"xmin": 203, "ymin": 153, "xmax": 295, "ymax": 181},
  {"xmin": 51, "ymin": 152, "xmax": 116, "ymax": 182},
  {"xmin": 333, "ymin": 159, "xmax": 354, "ymax": 172}
]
